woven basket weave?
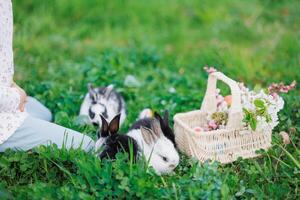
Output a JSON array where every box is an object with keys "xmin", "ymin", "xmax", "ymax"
[{"xmin": 174, "ymin": 72, "xmax": 272, "ymax": 164}]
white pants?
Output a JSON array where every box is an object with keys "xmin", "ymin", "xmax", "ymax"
[{"xmin": 0, "ymin": 97, "xmax": 94, "ymax": 152}]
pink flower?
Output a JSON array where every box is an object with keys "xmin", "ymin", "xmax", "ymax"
[
  {"xmin": 271, "ymin": 92, "xmax": 279, "ymax": 100},
  {"xmin": 203, "ymin": 127, "xmax": 210, "ymax": 132},
  {"xmin": 268, "ymin": 80, "xmax": 297, "ymax": 96},
  {"xmin": 204, "ymin": 66, "xmax": 217, "ymax": 74},
  {"xmin": 216, "ymin": 95, "xmax": 224, "ymax": 107},
  {"xmin": 238, "ymin": 82, "xmax": 246, "ymax": 91},
  {"xmin": 194, "ymin": 126, "xmax": 203, "ymax": 132},
  {"xmin": 208, "ymin": 120, "xmax": 218, "ymax": 130},
  {"xmin": 280, "ymin": 131, "xmax": 290, "ymax": 145}
]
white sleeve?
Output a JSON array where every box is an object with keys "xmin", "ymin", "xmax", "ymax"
[
  {"xmin": 0, "ymin": 86, "xmax": 20, "ymax": 112},
  {"xmin": 0, "ymin": 0, "xmax": 14, "ymax": 86},
  {"xmin": 0, "ymin": 0, "xmax": 20, "ymax": 112}
]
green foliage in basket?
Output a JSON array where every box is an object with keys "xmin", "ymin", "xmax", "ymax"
[
  {"xmin": 243, "ymin": 99, "xmax": 272, "ymax": 131},
  {"xmin": 243, "ymin": 108, "xmax": 258, "ymax": 131}
]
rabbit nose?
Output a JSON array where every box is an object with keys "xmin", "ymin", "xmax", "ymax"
[{"xmin": 169, "ymin": 164, "xmax": 175, "ymax": 169}]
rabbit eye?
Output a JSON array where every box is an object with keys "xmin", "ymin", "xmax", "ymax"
[
  {"xmin": 89, "ymin": 108, "xmax": 95, "ymax": 119},
  {"xmin": 92, "ymin": 122, "xmax": 98, "ymax": 126},
  {"xmin": 160, "ymin": 155, "xmax": 168, "ymax": 162}
]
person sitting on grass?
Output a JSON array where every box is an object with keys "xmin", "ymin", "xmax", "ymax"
[{"xmin": 0, "ymin": 0, "xmax": 94, "ymax": 152}]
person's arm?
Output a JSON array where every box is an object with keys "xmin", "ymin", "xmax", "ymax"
[
  {"xmin": 0, "ymin": 0, "xmax": 26, "ymax": 112},
  {"xmin": 0, "ymin": 85, "xmax": 21, "ymax": 112},
  {"xmin": 0, "ymin": 0, "xmax": 14, "ymax": 86}
]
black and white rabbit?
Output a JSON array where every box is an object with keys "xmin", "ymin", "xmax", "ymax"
[
  {"xmin": 127, "ymin": 111, "xmax": 179, "ymax": 175},
  {"xmin": 95, "ymin": 113, "xmax": 138, "ymax": 160},
  {"xmin": 79, "ymin": 84, "xmax": 126, "ymax": 127}
]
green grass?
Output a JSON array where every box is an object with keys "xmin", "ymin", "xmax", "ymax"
[{"xmin": 1, "ymin": 0, "xmax": 300, "ymax": 199}]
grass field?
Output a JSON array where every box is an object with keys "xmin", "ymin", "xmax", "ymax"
[{"xmin": 1, "ymin": 0, "xmax": 300, "ymax": 199}]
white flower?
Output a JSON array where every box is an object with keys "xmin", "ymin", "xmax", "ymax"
[{"xmin": 202, "ymin": 82, "xmax": 285, "ymax": 134}]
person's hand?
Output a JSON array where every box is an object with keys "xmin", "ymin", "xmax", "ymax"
[{"xmin": 12, "ymin": 82, "xmax": 27, "ymax": 112}]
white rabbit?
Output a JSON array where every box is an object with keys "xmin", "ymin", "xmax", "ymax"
[
  {"xmin": 79, "ymin": 84, "xmax": 126, "ymax": 128},
  {"xmin": 127, "ymin": 118, "xmax": 179, "ymax": 175}
]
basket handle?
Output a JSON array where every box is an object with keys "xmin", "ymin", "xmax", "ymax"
[{"xmin": 200, "ymin": 72, "xmax": 244, "ymax": 130}]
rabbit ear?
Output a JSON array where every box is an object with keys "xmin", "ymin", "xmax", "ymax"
[
  {"xmin": 154, "ymin": 111, "xmax": 162, "ymax": 121},
  {"xmin": 109, "ymin": 113, "xmax": 121, "ymax": 135},
  {"xmin": 100, "ymin": 115, "xmax": 109, "ymax": 137},
  {"xmin": 150, "ymin": 118, "xmax": 163, "ymax": 138},
  {"xmin": 88, "ymin": 83, "xmax": 97, "ymax": 102},
  {"xmin": 103, "ymin": 85, "xmax": 114, "ymax": 99},
  {"xmin": 154, "ymin": 111, "xmax": 166, "ymax": 129},
  {"xmin": 163, "ymin": 110, "xmax": 170, "ymax": 125},
  {"xmin": 140, "ymin": 126, "xmax": 157, "ymax": 145}
]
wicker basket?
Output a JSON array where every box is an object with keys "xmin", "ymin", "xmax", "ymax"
[{"xmin": 174, "ymin": 72, "xmax": 272, "ymax": 164}]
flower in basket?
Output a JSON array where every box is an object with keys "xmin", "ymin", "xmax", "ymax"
[
  {"xmin": 239, "ymin": 81, "xmax": 295, "ymax": 132},
  {"xmin": 200, "ymin": 67, "xmax": 296, "ymax": 133}
]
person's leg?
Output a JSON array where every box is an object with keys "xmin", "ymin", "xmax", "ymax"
[
  {"xmin": 25, "ymin": 97, "xmax": 52, "ymax": 122},
  {"xmin": 0, "ymin": 117, "xmax": 95, "ymax": 152}
]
